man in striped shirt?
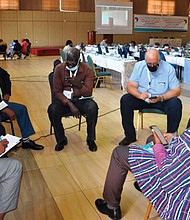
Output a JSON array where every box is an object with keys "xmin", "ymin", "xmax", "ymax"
[{"xmin": 95, "ymin": 128, "xmax": 190, "ymax": 220}]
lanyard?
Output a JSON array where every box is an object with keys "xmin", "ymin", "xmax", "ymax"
[
  {"xmin": 69, "ymin": 69, "xmax": 78, "ymax": 78},
  {"xmin": 69, "ymin": 69, "xmax": 78, "ymax": 92},
  {"xmin": 147, "ymin": 68, "xmax": 151, "ymax": 89}
]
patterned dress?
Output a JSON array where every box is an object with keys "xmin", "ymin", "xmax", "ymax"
[{"xmin": 128, "ymin": 129, "xmax": 190, "ymax": 220}]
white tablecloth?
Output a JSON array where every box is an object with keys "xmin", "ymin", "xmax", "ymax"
[{"xmin": 84, "ymin": 52, "xmax": 136, "ymax": 89}]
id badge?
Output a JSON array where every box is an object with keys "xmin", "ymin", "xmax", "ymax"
[{"xmin": 63, "ymin": 90, "xmax": 73, "ymax": 99}]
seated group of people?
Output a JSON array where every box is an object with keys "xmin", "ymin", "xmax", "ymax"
[
  {"xmin": 0, "ymin": 47, "xmax": 189, "ymax": 219},
  {"xmin": 0, "ymin": 38, "xmax": 31, "ymax": 60},
  {"xmin": 49, "ymin": 47, "xmax": 189, "ymax": 219},
  {"xmin": 0, "ymin": 64, "xmax": 45, "ymax": 219}
]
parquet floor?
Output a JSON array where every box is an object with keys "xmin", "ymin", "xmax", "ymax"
[{"xmin": 0, "ymin": 55, "xmax": 189, "ymax": 220}]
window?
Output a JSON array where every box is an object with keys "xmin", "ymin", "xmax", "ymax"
[
  {"xmin": 0, "ymin": 0, "xmax": 19, "ymax": 10},
  {"xmin": 42, "ymin": 0, "xmax": 59, "ymax": 11},
  {"xmin": 147, "ymin": 0, "xmax": 175, "ymax": 15},
  {"xmin": 60, "ymin": 0, "xmax": 80, "ymax": 12}
]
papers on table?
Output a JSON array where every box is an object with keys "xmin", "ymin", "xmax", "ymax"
[{"xmin": 0, "ymin": 134, "xmax": 21, "ymax": 157}]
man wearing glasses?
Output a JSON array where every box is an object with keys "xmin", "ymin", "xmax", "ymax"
[{"xmin": 119, "ymin": 49, "xmax": 182, "ymax": 146}]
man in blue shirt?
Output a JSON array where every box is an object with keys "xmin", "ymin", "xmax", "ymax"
[{"xmin": 119, "ymin": 49, "xmax": 182, "ymax": 146}]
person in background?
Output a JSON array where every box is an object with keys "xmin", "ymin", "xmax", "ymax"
[
  {"xmin": 13, "ymin": 40, "xmax": 22, "ymax": 59},
  {"xmin": 0, "ymin": 66, "xmax": 44, "ymax": 150},
  {"xmin": 21, "ymin": 39, "xmax": 28, "ymax": 58},
  {"xmin": 100, "ymin": 37, "xmax": 107, "ymax": 47},
  {"xmin": 21, "ymin": 39, "xmax": 31, "ymax": 59},
  {"xmin": 0, "ymin": 124, "xmax": 22, "ymax": 220},
  {"xmin": 63, "ymin": 40, "xmax": 73, "ymax": 55},
  {"xmin": 7, "ymin": 40, "xmax": 16, "ymax": 59},
  {"xmin": 48, "ymin": 48, "xmax": 98, "ymax": 152},
  {"xmin": 119, "ymin": 49, "xmax": 182, "ymax": 146},
  {"xmin": 95, "ymin": 128, "xmax": 190, "ymax": 220},
  {"xmin": 0, "ymin": 39, "xmax": 7, "ymax": 60},
  {"xmin": 128, "ymin": 40, "xmax": 138, "ymax": 56}
]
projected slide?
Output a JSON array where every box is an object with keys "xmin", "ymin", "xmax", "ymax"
[
  {"xmin": 102, "ymin": 8, "xmax": 128, "ymax": 28},
  {"xmin": 95, "ymin": 1, "xmax": 133, "ymax": 34}
]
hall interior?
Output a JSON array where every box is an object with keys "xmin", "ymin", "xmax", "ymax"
[{"xmin": 0, "ymin": 55, "xmax": 189, "ymax": 220}]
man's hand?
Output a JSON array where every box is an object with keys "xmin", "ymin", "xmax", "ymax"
[
  {"xmin": 0, "ymin": 139, "xmax": 9, "ymax": 154},
  {"xmin": 163, "ymin": 133, "xmax": 175, "ymax": 143},
  {"xmin": 152, "ymin": 130, "xmax": 162, "ymax": 144},
  {"xmin": 139, "ymin": 92, "xmax": 150, "ymax": 100},
  {"xmin": 152, "ymin": 130, "xmax": 173, "ymax": 145},
  {"xmin": 67, "ymin": 101, "xmax": 80, "ymax": 118},
  {"xmin": 2, "ymin": 108, "xmax": 16, "ymax": 120},
  {"xmin": 66, "ymin": 77, "xmax": 83, "ymax": 89},
  {"xmin": 149, "ymin": 96, "xmax": 161, "ymax": 104},
  {"xmin": 3, "ymin": 94, "xmax": 10, "ymax": 102}
]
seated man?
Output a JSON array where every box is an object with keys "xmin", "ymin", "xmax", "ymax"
[
  {"xmin": 13, "ymin": 40, "xmax": 22, "ymax": 59},
  {"xmin": 0, "ymin": 124, "xmax": 22, "ymax": 220},
  {"xmin": 48, "ymin": 48, "xmax": 98, "ymax": 152},
  {"xmin": 119, "ymin": 49, "xmax": 182, "ymax": 146},
  {"xmin": 63, "ymin": 40, "xmax": 73, "ymax": 55},
  {"xmin": 0, "ymin": 39, "xmax": 7, "ymax": 60},
  {"xmin": 95, "ymin": 128, "xmax": 190, "ymax": 220},
  {"xmin": 0, "ymin": 67, "xmax": 44, "ymax": 150}
]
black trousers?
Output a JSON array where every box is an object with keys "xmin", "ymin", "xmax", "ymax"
[
  {"xmin": 120, "ymin": 94, "xmax": 182, "ymax": 138},
  {"xmin": 48, "ymin": 98, "xmax": 98, "ymax": 144}
]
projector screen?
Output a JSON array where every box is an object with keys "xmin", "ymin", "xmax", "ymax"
[{"xmin": 95, "ymin": 0, "xmax": 133, "ymax": 34}]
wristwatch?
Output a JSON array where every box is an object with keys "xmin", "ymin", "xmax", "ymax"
[{"xmin": 160, "ymin": 95, "xmax": 164, "ymax": 102}]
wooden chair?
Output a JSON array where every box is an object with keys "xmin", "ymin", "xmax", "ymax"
[
  {"xmin": 136, "ymin": 108, "xmax": 166, "ymax": 139},
  {"xmin": 87, "ymin": 55, "xmax": 112, "ymax": 91},
  {"xmin": 144, "ymin": 202, "xmax": 153, "ymax": 220}
]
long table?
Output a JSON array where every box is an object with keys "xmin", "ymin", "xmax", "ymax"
[
  {"xmin": 164, "ymin": 55, "xmax": 190, "ymax": 84},
  {"xmin": 84, "ymin": 52, "xmax": 137, "ymax": 89}
]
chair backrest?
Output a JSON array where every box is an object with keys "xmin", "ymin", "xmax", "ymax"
[
  {"xmin": 105, "ymin": 46, "xmax": 109, "ymax": 53},
  {"xmin": 159, "ymin": 51, "xmax": 166, "ymax": 61},
  {"xmin": 123, "ymin": 45, "xmax": 129, "ymax": 58},
  {"xmin": 81, "ymin": 51, "xmax": 86, "ymax": 63},
  {"xmin": 139, "ymin": 51, "xmax": 146, "ymax": 61},
  {"xmin": 97, "ymin": 44, "xmax": 102, "ymax": 54},
  {"xmin": 118, "ymin": 46, "xmax": 123, "ymax": 58},
  {"xmin": 59, "ymin": 49, "xmax": 66, "ymax": 62},
  {"xmin": 87, "ymin": 55, "xmax": 96, "ymax": 76},
  {"xmin": 26, "ymin": 43, "xmax": 31, "ymax": 55},
  {"xmin": 48, "ymin": 72, "xmax": 57, "ymax": 103}
]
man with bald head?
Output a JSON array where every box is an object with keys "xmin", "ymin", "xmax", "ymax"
[
  {"xmin": 119, "ymin": 49, "xmax": 182, "ymax": 146},
  {"xmin": 48, "ymin": 48, "xmax": 98, "ymax": 152}
]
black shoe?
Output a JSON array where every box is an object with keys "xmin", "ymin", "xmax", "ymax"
[
  {"xmin": 119, "ymin": 136, "xmax": 136, "ymax": 146},
  {"xmin": 87, "ymin": 140, "xmax": 97, "ymax": 152},
  {"xmin": 22, "ymin": 140, "xmax": 44, "ymax": 150},
  {"xmin": 55, "ymin": 138, "xmax": 68, "ymax": 151},
  {"xmin": 95, "ymin": 199, "xmax": 121, "ymax": 220},
  {"xmin": 134, "ymin": 181, "xmax": 142, "ymax": 192}
]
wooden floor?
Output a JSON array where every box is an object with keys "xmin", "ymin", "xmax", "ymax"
[{"xmin": 1, "ymin": 55, "xmax": 189, "ymax": 220}]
